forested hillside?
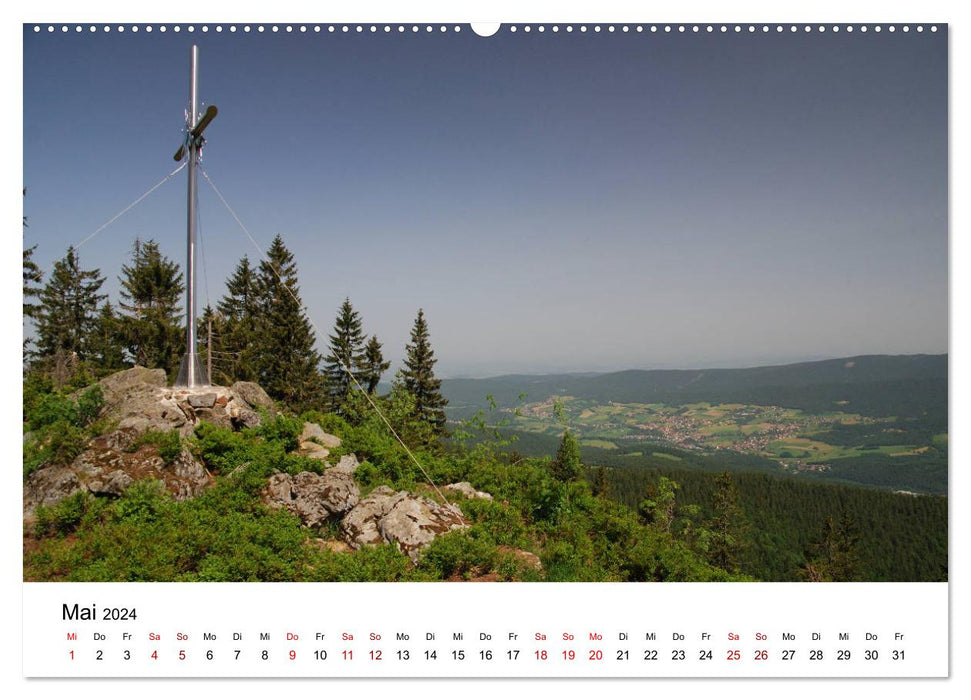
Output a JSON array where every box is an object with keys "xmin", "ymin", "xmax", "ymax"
[{"xmin": 443, "ymin": 355, "xmax": 947, "ymax": 422}]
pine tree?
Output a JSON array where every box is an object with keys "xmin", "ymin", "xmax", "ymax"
[
  {"xmin": 550, "ymin": 430, "xmax": 582, "ymax": 481},
  {"xmin": 117, "ymin": 238, "xmax": 185, "ymax": 375},
  {"xmin": 322, "ymin": 298, "xmax": 367, "ymax": 412},
  {"xmin": 400, "ymin": 308, "xmax": 448, "ymax": 433},
  {"xmin": 708, "ymin": 471, "xmax": 749, "ymax": 573},
  {"xmin": 253, "ymin": 235, "xmax": 324, "ymax": 412},
  {"xmin": 361, "ymin": 334, "xmax": 391, "ymax": 395},
  {"xmin": 216, "ymin": 255, "xmax": 259, "ymax": 381},
  {"xmin": 34, "ymin": 246, "xmax": 106, "ymax": 363}
]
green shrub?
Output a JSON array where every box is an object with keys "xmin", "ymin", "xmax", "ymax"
[
  {"xmin": 255, "ymin": 414, "xmax": 303, "ymax": 452},
  {"xmin": 26, "ymin": 386, "xmax": 103, "ymax": 432},
  {"xmin": 418, "ymin": 529, "xmax": 499, "ymax": 580},
  {"xmin": 307, "ymin": 544, "xmax": 419, "ymax": 582},
  {"xmin": 129, "ymin": 430, "xmax": 182, "ymax": 464},
  {"xmin": 112, "ymin": 479, "xmax": 170, "ymax": 524},
  {"xmin": 34, "ymin": 491, "xmax": 93, "ymax": 536}
]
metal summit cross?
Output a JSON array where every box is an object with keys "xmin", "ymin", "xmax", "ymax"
[{"xmin": 174, "ymin": 45, "xmax": 218, "ymax": 388}]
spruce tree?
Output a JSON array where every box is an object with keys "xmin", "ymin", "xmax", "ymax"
[
  {"xmin": 322, "ymin": 298, "xmax": 367, "ymax": 412},
  {"xmin": 22, "ymin": 189, "xmax": 42, "ymax": 322},
  {"xmin": 88, "ymin": 302, "xmax": 126, "ymax": 372},
  {"xmin": 253, "ymin": 235, "xmax": 324, "ymax": 412},
  {"xmin": 23, "ymin": 245, "xmax": 43, "ymax": 361},
  {"xmin": 34, "ymin": 246, "xmax": 106, "ymax": 363},
  {"xmin": 23, "ymin": 246, "xmax": 42, "ymax": 321},
  {"xmin": 550, "ymin": 430, "xmax": 582, "ymax": 481},
  {"xmin": 400, "ymin": 309, "xmax": 448, "ymax": 433},
  {"xmin": 216, "ymin": 255, "xmax": 259, "ymax": 381},
  {"xmin": 117, "ymin": 239, "xmax": 185, "ymax": 375},
  {"xmin": 592, "ymin": 464, "xmax": 610, "ymax": 497},
  {"xmin": 802, "ymin": 514, "xmax": 862, "ymax": 582},
  {"xmin": 708, "ymin": 471, "xmax": 749, "ymax": 573},
  {"xmin": 361, "ymin": 334, "xmax": 391, "ymax": 395},
  {"xmin": 639, "ymin": 476, "xmax": 680, "ymax": 533}
]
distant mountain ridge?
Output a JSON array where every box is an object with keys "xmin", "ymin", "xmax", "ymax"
[{"xmin": 442, "ymin": 354, "xmax": 947, "ymax": 422}]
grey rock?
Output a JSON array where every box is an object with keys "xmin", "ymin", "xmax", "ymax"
[
  {"xmin": 76, "ymin": 368, "xmax": 279, "ymax": 438},
  {"xmin": 340, "ymin": 486, "xmax": 405, "ymax": 547},
  {"xmin": 187, "ymin": 392, "xmax": 217, "ymax": 409},
  {"xmin": 299, "ymin": 441, "xmax": 331, "ymax": 461},
  {"xmin": 378, "ymin": 498, "xmax": 468, "ymax": 561},
  {"xmin": 231, "ymin": 381, "xmax": 276, "ymax": 412},
  {"xmin": 443, "ymin": 482, "xmax": 493, "ymax": 501},
  {"xmin": 230, "ymin": 407, "xmax": 262, "ymax": 430},
  {"xmin": 87, "ymin": 470, "xmax": 134, "ymax": 497},
  {"xmin": 91, "ymin": 366, "xmax": 167, "ymax": 410},
  {"xmin": 23, "ymin": 439, "xmax": 211, "ymax": 521},
  {"xmin": 116, "ymin": 390, "xmax": 191, "ymax": 437},
  {"xmin": 100, "ymin": 428, "xmax": 140, "ymax": 452},
  {"xmin": 331, "ymin": 454, "xmax": 359, "ymax": 474},
  {"xmin": 170, "ymin": 447, "xmax": 210, "ymax": 500},
  {"xmin": 23, "ymin": 465, "xmax": 81, "ymax": 517},
  {"xmin": 299, "ymin": 422, "xmax": 342, "ymax": 449},
  {"xmin": 262, "ymin": 468, "xmax": 360, "ymax": 528},
  {"xmin": 193, "ymin": 405, "xmax": 233, "ymax": 430},
  {"xmin": 340, "ymin": 487, "xmax": 468, "ymax": 562}
]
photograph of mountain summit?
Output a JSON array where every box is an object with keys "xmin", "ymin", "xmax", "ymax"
[{"xmin": 22, "ymin": 24, "xmax": 946, "ymax": 582}]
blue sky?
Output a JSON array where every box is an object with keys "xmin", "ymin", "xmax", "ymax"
[{"xmin": 23, "ymin": 25, "xmax": 947, "ymax": 376}]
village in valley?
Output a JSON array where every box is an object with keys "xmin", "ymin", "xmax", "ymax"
[{"xmin": 507, "ymin": 396, "xmax": 921, "ymax": 475}]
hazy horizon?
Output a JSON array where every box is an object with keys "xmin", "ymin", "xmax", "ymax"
[
  {"xmin": 23, "ymin": 26, "xmax": 947, "ymax": 378},
  {"xmin": 435, "ymin": 350, "xmax": 948, "ymax": 380}
]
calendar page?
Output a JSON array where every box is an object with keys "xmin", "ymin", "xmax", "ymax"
[{"xmin": 15, "ymin": 0, "xmax": 959, "ymax": 694}]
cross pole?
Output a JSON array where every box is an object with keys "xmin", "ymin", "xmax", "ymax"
[{"xmin": 174, "ymin": 45, "xmax": 217, "ymax": 388}]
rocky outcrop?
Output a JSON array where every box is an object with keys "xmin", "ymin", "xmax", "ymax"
[
  {"xmin": 443, "ymin": 482, "xmax": 493, "ymax": 501},
  {"xmin": 298, "ymin": 422, "xmax": 342, "ymax": 461},
  {"xmin": 79, "ymin": 366, "xmax": 280, "ymax": 438},
  {"xmin": 262, "ymin": 457, "xmax": 361, "ymax": 527},
  {"xmin": 340, "ymin": 486, "xmax": 469, "ymax": 562},
  {"xmin": 24, "ymin": 368, "xmax": 277, "ymax": 519},
  {"xmin": 24, "ymin": 440, "xmax": 209, "ymax": 521}
]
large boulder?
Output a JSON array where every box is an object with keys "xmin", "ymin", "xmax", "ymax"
[
  {"xmin": 298, "ymin": 422, "xmax": 342, "ymax": 461},
  {"xmin": 262, "ymin": 463, "xmax": 360, "ymax": 528},
  {"xmin": 340, "ymin": 486, "xmax": 469, "ymax": 562},
  {"xmin": 92, "ymin": 366, "xmax": 167, "ymax": 410},
  {"xmin": 23, "ymin": 441, "xmax": 210, "ymax": 521},
  {"xmin": 300, "ymin": 422, "xmax": 342, "ymax": 448},
  {"xmin": 24, "ymin": 369, "xmax": 281, "ymax": 520},
  {"xmin": 231, "ymin": 382, "xmax": 276, "ymax": 413}
]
